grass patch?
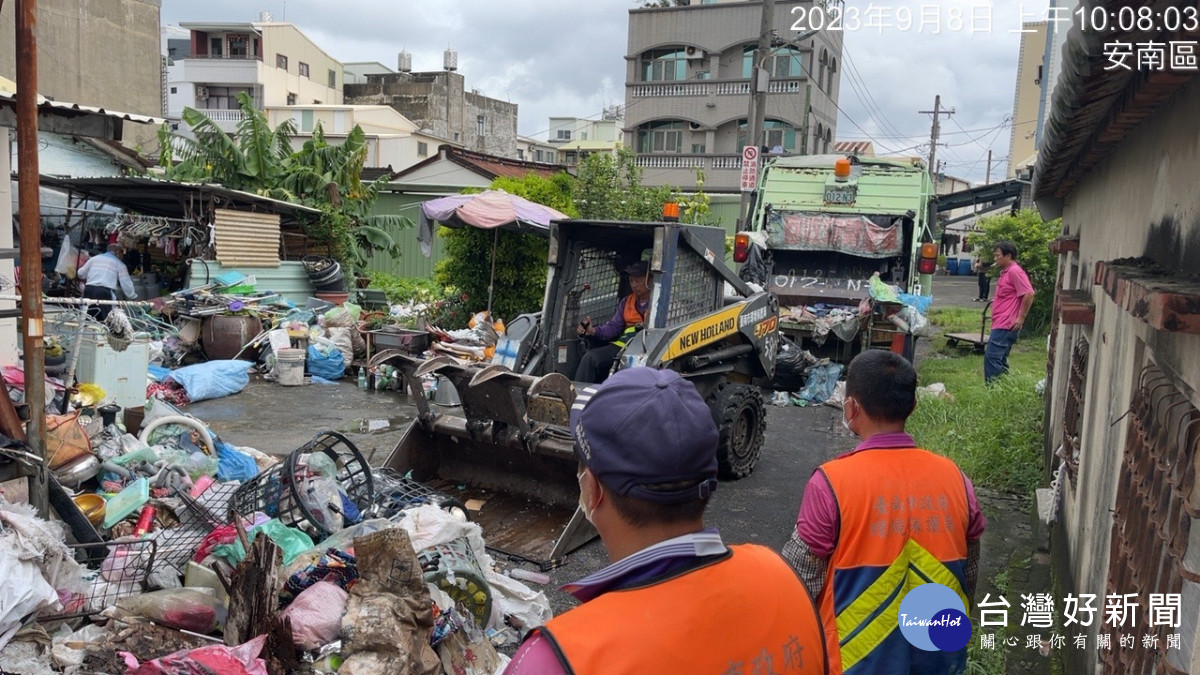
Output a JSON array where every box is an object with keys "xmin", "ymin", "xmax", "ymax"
[
  {"xmin": 909, "ymin": 338, "xmax": 1046, "ymax": 495},
  {"xmin": 967, "ymin": 564, "xmax": 1014, "ymax": 674},
  {"xmin": 928, "ymin": 306, "xmax": 988, "ymax": 334}
]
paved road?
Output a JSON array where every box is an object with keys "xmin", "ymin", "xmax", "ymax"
[{"xmin": 194, "ymin": 276, "xmax": 1000, "ymax": 615}]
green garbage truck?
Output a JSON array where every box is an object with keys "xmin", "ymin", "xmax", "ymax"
[{"xmin": 736, "ymin": 154, "xmax": 938, "ymax": 361}]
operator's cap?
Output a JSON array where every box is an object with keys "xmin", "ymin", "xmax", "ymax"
[
  {"xmin": 570, "ymin": 368, "xmax": 718, "ymax": 504},
  {"xmin": 624, "ymin": 260, "xmax": 650, "ymax": 277}
]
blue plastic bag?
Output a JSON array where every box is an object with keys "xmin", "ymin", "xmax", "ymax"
[
  {"xmin": 897, "ymin": 293, "xmax": 933, "ymax": 314},
  {"xmin": 796, "ymin": 361, "xmax": 844, "ymax": 404},
  {"xmin": 306, "ymin": 345, "xmax": 345, "ymax": 381},
  {"xmin": 214, "ymin": 439, "xmax": 259, "ymax": 482},
  {"xmin": 166, "ymin": 360, "xmax": 251, "ymax": 402}
]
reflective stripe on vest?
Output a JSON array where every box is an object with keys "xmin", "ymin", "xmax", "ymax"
[
  {"xmin": 818, "ymin": 448, "xmax": 971, "ymax": 674},
  {"xmin": 612, "ymin": 294, "xmax": 646, "ymax": 348},
  {"xmin": 539, "ymin": 544, "xmax": 828, "ymax": 674}
]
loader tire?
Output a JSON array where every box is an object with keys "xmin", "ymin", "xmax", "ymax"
[{"xmin": 708, "ymin": 382, "xmax": 765, "ymax": 480}]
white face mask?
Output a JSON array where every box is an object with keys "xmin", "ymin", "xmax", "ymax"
[
  {"xmin": 841, "ymin": 399, "xmax": 855, "ymax": 434},
  {"xmin": 577, "ymin": 470, "xmax": 593, "ymax": 523}
]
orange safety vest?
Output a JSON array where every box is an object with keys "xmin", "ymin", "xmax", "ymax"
[
  {"xmin": 612, "ymin": 294, "xmax": 647, "ymax": 348},
  {"xmin": 539, "ymin": 544, "xmax": 828, "ymax": 674},
  {"xmin": 817, "ymin": 448, "xmax": 971, "ymax": 675}
]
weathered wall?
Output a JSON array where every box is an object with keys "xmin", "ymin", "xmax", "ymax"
[
  {"xmin": 345, "ymin": 71, "xmax": 518, "ymax": 159},
  {"xmin": 0, "ymin": 0, "xmax": 162, "ymax": 149},
  {"xmin": 1050, "ymin": 75, "xmax": 1200, "ymax": 673}
]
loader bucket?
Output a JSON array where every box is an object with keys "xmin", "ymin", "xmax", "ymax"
[{"xmin": 373, "ymin": 351, "xmax": 597, "ymax": 566}]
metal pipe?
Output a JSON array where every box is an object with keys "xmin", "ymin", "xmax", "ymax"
[{"xmin": 16, "ymin": 0, "xmax": 48, "ymax": 517}]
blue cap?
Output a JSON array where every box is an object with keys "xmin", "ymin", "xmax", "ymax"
[{"xmin": 570, "ymin": 368, "xmax": 718, "ymax": 504}]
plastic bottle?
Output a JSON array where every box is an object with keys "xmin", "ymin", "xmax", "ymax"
[{"xmin": 357, "ymin": 368, "xmax": 368, "ymax": 389}]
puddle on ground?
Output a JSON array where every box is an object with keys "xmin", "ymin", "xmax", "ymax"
[{"xmin": 341, "ymin": 415, "xmax": 415, "ymax": 434}]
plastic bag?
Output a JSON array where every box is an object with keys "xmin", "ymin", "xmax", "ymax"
[
  {"xmin": 116, "ymin": 587, "xmax": 224, "ymax": 633},
  {"xmin": 166, "ymin": 360, "xmax": 251, "ymax": 402},
  {"xmin": 868, "ymin": 272, "xmax": 900, "ymax": 303},
  {"xmin": 45, "ymin": 410, "xmax": 92, "ymax": 470},
  {"xmin": 0, "ymin": 545, "xmax": 59, "ymax": 649},
  {"xmin": 279, "ymin": 580, "xmax": 348, "ymax": 650},
  {"xmin": 796, "ymin": 361, "xmax": 844, "ymax": 405},
  {"xmin": 325, "ymin": 327, "xmax": 355, "ymax": 369},
  {"xmin": 738, "ymin": 241, "xmax": 768, "ymax": 287},
  {"xmin": 121, "ymin": 633, "xmax": 267, "ymax": 675},
  {"xmin": 300, "ymin": 476, "xmax": 344, "ymax": 533},
  {"xmin": 307, "ymin": 344, "xmax": 345, "ymax": 381},
  {"xmin": 212, "ymin": 519, "xmax": 315, "ymax": 567},
  {"xmin": 772, "ymin": 337, "xmax": 809, "ymax": 392},
  {"xmin": 215, "ymin": 440, "xmax": 259, "ymax": 482}
]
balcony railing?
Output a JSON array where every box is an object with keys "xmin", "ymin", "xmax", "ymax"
[
  {"xmin": 630, "ymin": 77, "xmax": 805, "ymax": 98},
  {"xmin": 186, "ymin": 53, "xmax": 262, "ymax": 60},
  {"xmin": 634, "ymin": 153, "xmax": 767, "ymax": 171},
  {"xmin": 200, "ymin": 109, "xmax": 250, "ymax": 123}
]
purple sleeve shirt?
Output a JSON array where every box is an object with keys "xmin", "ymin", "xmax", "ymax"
[
  {"xmin": 591, "ymin": 300, "xmax": 628, "ymax": 342},
  {"xmin": 504, "ymin": 632, "xmax": 567, "ymax": 675},
  {"xmin": 796, "ymin": 432, "xmax": 986, "ymax": 558}
]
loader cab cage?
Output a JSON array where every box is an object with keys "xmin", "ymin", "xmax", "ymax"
[{"xmin": 542, "ymin": 220, "xmax": 730, "ymax": 379}]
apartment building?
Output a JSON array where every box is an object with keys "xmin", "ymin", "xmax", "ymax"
[
  {"xmin": 166, "ymin": 20, "xmax": 344, "ymax": 132},
  {"xmin": 624, "ymin": 0, "xmax": 844, "ymax": 191}
]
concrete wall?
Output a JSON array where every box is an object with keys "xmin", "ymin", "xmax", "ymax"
[
  {"xmin": 1048, "ymin": 75, "xmax": 1200, "ymax": 673},
  {"xmin": 259, "ymin": 24, "xmax": 343, "ymax": 105},
  {"xmin": 344, "ymin": 71, "xmax": 519, "ymax": 159},
  {"xmin": 1007, "ymin": 22, "xmax": 1046, "ymax": 177},
  {"xmin": 0, "ymin": 0, "xmax": 162, "ymax": 149}
]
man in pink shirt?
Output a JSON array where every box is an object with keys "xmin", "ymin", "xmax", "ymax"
[{"xmin": 985, "ymin": 240, "xmax": 1035, "ymax": 383}]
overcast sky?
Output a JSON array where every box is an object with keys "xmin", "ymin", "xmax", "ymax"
[{"xmin": 162, "ymin": 0, "xmax": 1052, "ymax": 185}]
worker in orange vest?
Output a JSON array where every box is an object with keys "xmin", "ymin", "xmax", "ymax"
[
  {"xmin": 506, "ymin": 368, "xmax": 828, "ymax": 674},
  {"xmin": 783, "ymin": 350, "xmax": 986, "ymax": 674},
  {"xmin": 574, "ymin": 260, "xmax": 651, "ymax": 383}
]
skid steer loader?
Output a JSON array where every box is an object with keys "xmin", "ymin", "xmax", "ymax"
[{"xmin": 373, "ymin": 218, "xmax": 780, "ymax": 567}]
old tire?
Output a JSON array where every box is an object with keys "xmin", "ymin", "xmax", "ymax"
[{"xmin": 708, "ymin": 382, "xmax": 765, "ymax": 480}]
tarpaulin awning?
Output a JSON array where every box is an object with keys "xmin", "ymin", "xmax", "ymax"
[{"xmin": 768, "ymin": 212, "xmax": 902, "ymax": 258}]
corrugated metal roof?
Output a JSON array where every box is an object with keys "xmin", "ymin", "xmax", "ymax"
[
  {"xmin": 213, "ymin": 209, "xmax": 281, "ymax": 267},
  {"xmin": 185, "ymin": 260, "xmax": 315, "ymax": 305},
  {"xmin": 0, "ymin": 90, "xmax": 165, "ymax": 125},
  {"xmin": 1034, "ymin": 0, "xmax": 1200, "ymax": 206},
  {"xmin": 394, "ymin": 144, "xmax": 570, "ymax": 183}
]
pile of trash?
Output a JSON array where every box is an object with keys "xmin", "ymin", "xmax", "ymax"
[{"xmin": 0, "ymin": 414, "xmax": 550, "ymax": 674}]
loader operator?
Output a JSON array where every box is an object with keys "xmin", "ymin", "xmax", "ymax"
[
  {"xmin": 782, "ymin": 350, "xmax": 986, "ymax": 674},
  {"xmin": 574, "ymin": 260, "xmax": 651, "ymax": 383},
  {"xmin": 504, "ymin": 368, "xmax": 828, "ymax": 674}
]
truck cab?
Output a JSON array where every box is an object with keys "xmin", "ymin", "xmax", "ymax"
[{"xmin": 746, "ymin": 154, "xmax": 937, "ymax": 359}]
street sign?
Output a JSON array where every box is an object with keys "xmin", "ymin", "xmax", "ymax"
[{"xmin": 740, "ymin": 146, "xmax": 759, "ymax": 192}]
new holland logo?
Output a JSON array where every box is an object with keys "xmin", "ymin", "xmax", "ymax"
[{"xmin": 663, "ymin": 306, "xmax": 742, "ymax": 360}]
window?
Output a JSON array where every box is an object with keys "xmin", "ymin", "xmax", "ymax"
[
  {"xmin": 637, "ymin": 120, "xmax": 685, "ymax": 153},
  {"xmin": 742, "ymin": 45, "xmax": 803, "ymax": 79},
  {"xmin": 454, "ymin": 132, "xmax": 460, "ymax": 141},
  {"xmin": 581, "ymin": 131, "xmax": 588, "ymax": 141},
  {"xmin": 276, "ymin": 53, "xmax": 288, "ymax": 70},
  {"xmin": 417, "ymin": 142, "xmax": 428, "ymax": 157},
  {"xmin": 826, "ymin": 57, "xmax": 836, "ymax": 92},
  {"xmin": 517, "ymin": 149, "xmax": 525, "ymax": 160},
  {"xmin": 477, "ymin": 115, "xmax": 485, "ymax": 136},
  {"xmin": 328, "ymin": 69, "xmax": 337, "ymax": 88},
  {"xmin": 556, "ymin": 129, "xmax": 572, "ymax": 141},
  {"xmin": 299, "ymin": 62, "xmax": 310, "ymax": 78},
  {"xmin": 535, "ymin": 150, "xmax": 543, "ymax": 162},
  {"xmin": 565, "ymin": 151, "xmax": 578, "ymax": 164},
  {"xmin": 286, "ymin": 92, "xmax": 297, "ymax": 105},
  {"xmin": 691, "ymin": 143, "xmax": 706, "ymax": 154},
  {"xmin": 169, "ymin": 86, "xmax": 177, "ymax": 94},
  {"xmin": 739, "ymin": 119, "xmax": 797, "ymax": 153},
  {"xmin": 228, "ymin": 35, "xmax": 247, "ymax": 58},
  {"xmin": 640, "ymin": 48, "xmax": 687, "ymax": 82},
  {"xmin": 301, "ymin": 109, "xmax": 313, "ymax": 132},
  {"xmin": 209, "ymin": 37, "xmax": 223, "ymax": 56}
]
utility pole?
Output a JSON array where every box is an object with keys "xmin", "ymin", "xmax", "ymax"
[
  {"xmin": 919, "ymin": 95, "xmax": 954, "ymax": 185},
  {"xmin": 737, "ymin": 0, "xmax": 776, "ymax": 232},
  {"xmin": 985, "ymin": 149, "xmax": 992, "ymax": 184},
  {"xmin": 16, "ymin": 0, "xmax": 49, "ymax": 517}
]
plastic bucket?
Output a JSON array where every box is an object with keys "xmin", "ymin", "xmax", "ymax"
[
  {"xmin": 277, "ymin": 348, "xmax": 306, "ymax": 386},
  {"xmin": 959, "ymin": 258, "xmax": 975, "ymax": 276},
  {"xmin": 946, "ymin": 257, "xmax": 959, "ymax": 275},
  {"xmin": 417, "ymin": 537, "xmax": 492, "ymax": 627}
]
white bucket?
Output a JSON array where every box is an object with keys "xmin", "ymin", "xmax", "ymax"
[{"xmin": 276, "ymin": 348, "xmax": 306, "ymax": 386}]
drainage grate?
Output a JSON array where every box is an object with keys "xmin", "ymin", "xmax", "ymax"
[{"xmin": 1104, "ymin": 364, "xmax": 1197, "ymax": 673}]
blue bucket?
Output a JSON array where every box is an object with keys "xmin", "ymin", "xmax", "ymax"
[
  {"xmin": 946, "ymin": 257, "xmax": 959, "ymax": 275},
  {"xmin": 959, "ymin": 258, "xmax": 975, "ymax": 276}
]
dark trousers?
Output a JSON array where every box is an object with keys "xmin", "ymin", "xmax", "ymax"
[
  {"xmin": 985, "ymin": 328, "xmax": 1019, "ymax": 382},
  {"xmin": 977, "ymin": 273, "xmax": 990, "ymax": 300},
  {"xmin": 574, "ymin": 343, "xmax": 620, "ymax": 384},
  {"xmin": 83, "ymin": 285, "xmax": 115, "ymax": 320}
]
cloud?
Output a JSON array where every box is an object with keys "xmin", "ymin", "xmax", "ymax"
[{"xmin": 162, "ymin": 0, "xmax": 1049, "ymax": 183}]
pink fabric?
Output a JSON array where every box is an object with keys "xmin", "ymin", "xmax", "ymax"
[
  {"xmin": 780, "ymin": 214, "xmax": 902, "ymax": 258},
  {"xmin": 504, "ymin": 631, "xmax": 568, "ymax": 675},
  {"xmin": 421, "ymin": 190, "xmax": 568, "ymax": 230},
  {"xmin": 796, "ymin": 433, "xmax": 986, "ymax": 558},
  {"xmin": 991, "ymin": 263, "xmax": 1034, "ymax": 330},
  {"xmin": 122, "ymin": 634, "xmax": 268, "ymax": 675}
]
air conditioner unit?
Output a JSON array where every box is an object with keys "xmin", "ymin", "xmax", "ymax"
[
  {"xmin": 195, "ymin": 86, "xmax": 209, "ymax": 99},
  {"xmin": 684, "ymin": 46, "xmax": 705, "ymax": 59}
]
